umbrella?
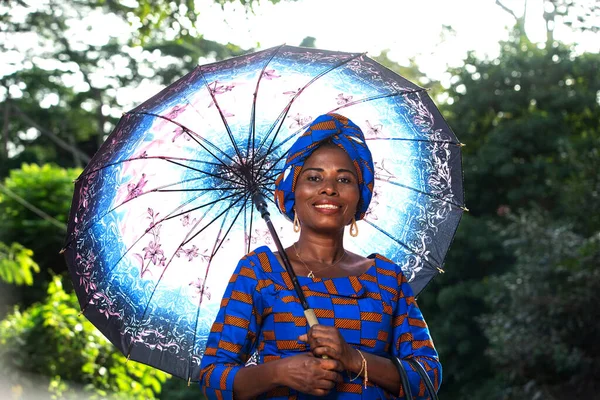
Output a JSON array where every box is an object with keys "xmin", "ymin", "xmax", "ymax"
[{"xmin": 63, "ymin": 45, "xmax": 465, "ymax": 383}]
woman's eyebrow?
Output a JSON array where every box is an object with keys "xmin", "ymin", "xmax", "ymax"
[{"xmin": 301, "ymin": 167, "xmax": 356, "ymax": 177}]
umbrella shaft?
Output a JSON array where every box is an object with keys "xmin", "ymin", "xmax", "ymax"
[{"xmin": 253, "ymin": 193, "xmax": 310, "ymax": 311}]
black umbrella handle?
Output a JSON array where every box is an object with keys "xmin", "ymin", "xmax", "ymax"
[{"xmin": 252, "ymin": 193, "xmax": 312, "ymax": 313}]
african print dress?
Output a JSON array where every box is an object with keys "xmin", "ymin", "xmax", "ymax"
[{"xmin": 199, "ymin": 246, "xmax": 441, "ymax": 399}]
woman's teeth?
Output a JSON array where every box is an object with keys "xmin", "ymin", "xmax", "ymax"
[{"xmin": 314, "ymin": 204, "xmax": 339, "ymax": 209}]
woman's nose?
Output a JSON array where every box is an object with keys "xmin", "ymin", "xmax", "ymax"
[{"xmin": 319, "ymin": 178, "xmax": 338, "ymax": 195}]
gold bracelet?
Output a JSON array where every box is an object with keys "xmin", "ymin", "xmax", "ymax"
[{"xmin": 348, "ymin": 349, "xmax": 368, "ymax": 389}]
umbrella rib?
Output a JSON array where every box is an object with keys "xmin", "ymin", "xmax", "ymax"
[
  {"xmin": 75, "ymin": 189, "xmax": 221, "ymax": 314},
  {"xmin": 197, "ymin": 72, "xmax": 244, "ymax": 164},
  {"xmin": 187, "ymin": 194, "xmax": 249, "ymax": 381},
  {"xmin": 187, "ymin": 212, "xmax": 229, "ymax": 382},
  {"xmin": 66, "ymin": 186, "xmax": 241, "ymax": 254},
  {"xmin": 256, "ymin": 89, "xmax": 430, "ymax": 179},
  {"xmin": 161, "ymin": 191, "xmax": 244, "ymax": 223},
  {"xmin": 75, "ymin": 155, "xmax": 230, "ymax": 182},
  {"xmin": 362, "ymin": 219, "xmax": 442, "ymax": 270},
  {"xmin": 127, "ymin": 111, "xmax": 239, "ymax": 168},
  {"xmin": 261, "ymin": 89, "xmax": 426, "ymax": 166},
  {"xmin": 254, "ymin": 51, "xmax": 367, "ymax": 172},
  {"xmin": 126, "ymin": 195, "xmax": 246, "ymax": 361},
  {"xmin": 375, "ymin": 178, "xmax": 465, "ymax": 210},
  {"xmin": 248, "ymin": 44, "xmax": 285, "ymax": 169},
  {"xmin": 180, "ymin": 193, "xmax": 246, "ymax": 247},
  {"xmin": 327, "ymin": 88, "xmax": 425, "ymax": 114},
  {"xmin": 366, "ymin": 137, "xmax": 462, "ymax": 145}
]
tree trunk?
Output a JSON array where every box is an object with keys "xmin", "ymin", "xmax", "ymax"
[
  {"xmin": 2, "ymin": 97, "xmax": 9, "ymax": 159},
  {"xmin": 95, "ymin": 89, "xmax": 106, "ymax": 151}
]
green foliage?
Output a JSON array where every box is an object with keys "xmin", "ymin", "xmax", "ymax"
[
  {"xmin": 0, "ymin": 164, "xmax": 79, "ymax": 273},
  {"xmin": 445, "ymin": 36, "xmax": 600, "ymax": 219},
  {"xmin": 423, "ymin": 26, "xmax": 600, "ymax": 399},
  {"xmin": 0, "ymin": 276, "xmax": 168, "ymax": 399},
  {"xmin": 372, "ymin": 50, "xmax": 444, "ymax": 100},
  {"xmin": 0, "ymin": 242, "xmax": 39, "ymax": 286},
  {"xmin": 481, "ymin": 210, "xmax": 600, "ymax": 398},
  {"xmin": 101, "ymin": 0, "xmax": 297, "ymax": 44}
]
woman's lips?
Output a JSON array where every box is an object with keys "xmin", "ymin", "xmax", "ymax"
[{"xmin": 312, "ymin": 202, "xmax": 342, "ymax": 214}]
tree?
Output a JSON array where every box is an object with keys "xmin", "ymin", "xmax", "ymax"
[
  {"xmin": 0, "ymin": 0, "xmax": 294, "ymax": 176},
  {"xmin": 0, "ymin": 276, "xmax": 168, "ymax": 399},
  {"xmin": 421, "ymin": 17, "xmax": 600, "ymax": 399},
  {"xmin": 482, "ymin": 210, "xmax": 600, "ymax": 399},
  {"xmin": 0, "ymin": 242, "xmax": 39, "ymax": 286}
]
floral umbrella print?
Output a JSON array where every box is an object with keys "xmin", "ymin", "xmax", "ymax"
[{"xmin": 63, "ymin": 45, "xmax": 465, "ymax": 382}]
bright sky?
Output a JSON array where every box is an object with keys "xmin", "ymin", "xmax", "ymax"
[
  {"xmin": 2, "ymin": 0, "xmax": 599, "ymax": 112},
  {"xmin": 194, "ymin": 0, "xmax": 599, "ymax": 80}
]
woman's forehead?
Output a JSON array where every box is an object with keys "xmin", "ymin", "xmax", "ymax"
[{"xmin": 303, "ymin": 145, "xmax": 355, "ymax": 168}]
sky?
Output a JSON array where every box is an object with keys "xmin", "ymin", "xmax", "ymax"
[
  {"xmin": 193, "ymin": 0, "xmax": 599, "ymax": 80},
  {"xmin": 3, "ymin": 0, "xmax": 599, "ymax": 93}
]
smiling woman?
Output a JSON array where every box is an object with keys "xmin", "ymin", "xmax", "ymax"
[{"xmin": 198, "ymin": 114, "xmax": 441, "ymax": 399}]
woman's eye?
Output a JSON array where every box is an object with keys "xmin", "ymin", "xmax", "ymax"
[
  {"xmin": 307, "ymin": 175, "xmax": 321, "ymax": 182},
  {"xmin": 338, "ymin": 177, "xmax": 352, "ymax": 184}
]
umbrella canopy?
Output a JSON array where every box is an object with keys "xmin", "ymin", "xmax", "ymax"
[{"xmin": 63, "ymin": 45, "xmax": 465, "ymax": 382}]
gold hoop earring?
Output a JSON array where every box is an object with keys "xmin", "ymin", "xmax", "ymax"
[
  {"xmin": 293, "ymin": 212, "xmax": 301, "ymax": 233},
  {"xmin": 350, "ymin": 217, "xmax": 359, "ymax": 237}
]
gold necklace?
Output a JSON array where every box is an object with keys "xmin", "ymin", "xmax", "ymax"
[{"xmin": 292, "ymin": 242, "xmax": 347, "ymax": 278}]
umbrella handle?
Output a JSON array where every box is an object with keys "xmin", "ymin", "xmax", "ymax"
[
  {"xmin": 304, "ymin": 308, "xmax": 328, "ymax": 359},
  {"xmin": 304, "ymin": 309, "xmax": 319, "ymax": 327}
]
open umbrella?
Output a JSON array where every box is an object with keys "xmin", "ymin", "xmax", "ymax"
[{"xmin": 63, "ymin": 45, "xmax": 465, "ymax": 382}]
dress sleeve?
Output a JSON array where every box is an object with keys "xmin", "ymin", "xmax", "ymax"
[
  {"xmin": 392, "ymin": 270, "xmax": 442, "ymax": 399},
  {"xmin": 199, "ymin": 255, "xmax": 263, "ymax": 400}
]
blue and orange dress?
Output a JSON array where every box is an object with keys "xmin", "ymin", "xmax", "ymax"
[{"xmin": 199, "ymin": 246, "xmax": 441, "ymax": 399}]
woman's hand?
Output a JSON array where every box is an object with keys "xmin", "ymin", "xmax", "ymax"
[
  {"xmin": 299, "ymin": 325, "xmax": 362, "ymax": 372},
  {"xmin": 278, "ymin": 353, "xmax": 343, "ymax": 396}
]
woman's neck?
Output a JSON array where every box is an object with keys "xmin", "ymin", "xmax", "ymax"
[{"xmin": 294, "ymin": 232, "xmax": 346, "ymax": 265}]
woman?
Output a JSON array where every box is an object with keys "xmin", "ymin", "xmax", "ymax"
[{"xmin": 199, "ymin": 114, "xmax": 441, "ymax": 399}]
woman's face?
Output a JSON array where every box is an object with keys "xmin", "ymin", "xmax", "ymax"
[{"xmin": 293, "ymin": 144, "xmax": 360, "ymax": 234}]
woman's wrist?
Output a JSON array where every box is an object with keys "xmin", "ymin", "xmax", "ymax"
[{"xmin": 348, "ymin": 347, "xmax": 364, "ymax": 373}]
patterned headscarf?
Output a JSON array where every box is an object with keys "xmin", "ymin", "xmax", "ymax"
[{"xmin": 274, "ymin": 113, "xmax": 375, "ymax": 222}]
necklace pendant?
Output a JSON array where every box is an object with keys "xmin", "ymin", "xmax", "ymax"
[{"xmin": 307, "ymin": 271, "xmax": 315, "ymax": 278}]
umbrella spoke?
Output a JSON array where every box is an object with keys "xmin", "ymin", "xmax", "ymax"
[
  {"xmin": 375, "ymin": 178, "xmax": 465, "ymax": 210},
  {"xmin": 261, "ymin": 89, "xmax": 426, "ymax": 170},
  {"xmin": 76, "ymin": 156, "xmax": 231, "ymax": 183},
  {"xmin": 181, "ymin": 193, "xmax": 246, "ymax": 247},
  {"xmin": 76, "ymin": 190, "xmax": 220, "ymax": 312},
  {"xmin": 248, "ymin": 45, "xmax": 285, "ymax": 170},
  {"xmin": 67, "ymin": 175, "xmax": 241, "ymax": 248},
  {"xmin": 197, "ymin": 72, "xmax": 245, "ymax": 164},
  {"xmin": 366, "ymin": 137, "xmax": 462, "ymax": 146},
  {"xmin": 125, "ymin": 196, "xmax": 245, "ymax": 360},
  {"xmin": 362, "ymin": 219, "xmax": 442, "ymax": 271},
  {"xmin": 188, "ymin": 206, "xmax": 234, "ymax": 382},
  {"xmin": 127, "ymin": 111, "xmax": 240, "ymax": 169},
  {"xmin": 254, "ymin": 52, "xmax": 366, "ymax": 172},
  {"xmin": 163, "ymin": 191, "xmax": 245, "ymax": 223}
]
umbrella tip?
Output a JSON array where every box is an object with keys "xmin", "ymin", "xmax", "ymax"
[
  {"xmin": 77, "ymin": 310, "xmax": 84, "ymax": 317},
  {"xmin": 436, "ymin": 267, "xmax": 445, "ymax": 274},
  {"xmin": 59, "ymin": 248, "xmax": 66, "ymax": 254},
  {"xmin": 459, "ymin": 142, "xmax": 466, "ymax": 147},
  {"xmin": 462, "ymin": 206, "xmax": 470, "ymax": 212},
  {"xmin": 126, "ymin": 354, "xmax": 131, "ymax": 363},
  {"xmin": 187, "ymin": 378, "xmax": 191, "ymax": 387}
]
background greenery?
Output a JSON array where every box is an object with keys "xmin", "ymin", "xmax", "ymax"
[{"xmin": 0, "ymin": 0, "xmax": 598, "ymax": 398}]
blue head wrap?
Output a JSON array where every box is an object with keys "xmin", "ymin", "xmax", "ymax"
[{"xmin": 274, "ymin": 113, "xmax": 375, "ymax": 222}]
